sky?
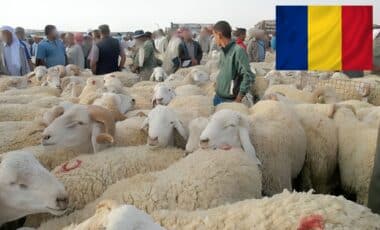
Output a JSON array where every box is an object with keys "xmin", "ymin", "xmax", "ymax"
[{"xmin": 1, "ymin": 0, "xmax": 379, "ymax": 32}]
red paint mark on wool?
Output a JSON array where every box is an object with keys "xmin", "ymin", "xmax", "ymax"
[
  {"xmin": 59, "ymin": 159, "xmax": 82, "ymax": 173},
  {"xmin": 297, "ymin": 214, "xmax": 325, "ymax": 230}
]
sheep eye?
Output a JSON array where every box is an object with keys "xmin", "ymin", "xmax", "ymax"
[
  {"xmin": 10, "ymin": 182, "xmax": 16, "ymax": 186},
  {"xmin": 170, "ymin": 121, "xmax": 174, "ymax": 125},
  {"xmin": 77, "ymin": 121, "xmax": 84, "ymax": 125},
  {"xmin": 19, "ymin": 184, "xmax": 28, "ymax": 189}
]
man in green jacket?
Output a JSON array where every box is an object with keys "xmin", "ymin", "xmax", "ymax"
[{"xmin": 212, "ymin": 21, "xmax": 255, "ymax": 106}]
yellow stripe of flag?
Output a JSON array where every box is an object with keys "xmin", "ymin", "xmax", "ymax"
[{"xmin": 308, "ymin": 6, "xmax": 342, "ymax": 70}]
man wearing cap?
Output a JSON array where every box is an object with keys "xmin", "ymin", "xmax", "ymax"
[
  {"xmin": 15, "ymin": 27, "xmax": 33, "ymax": 70},
  {"xmin": 212, "ymin": 21, "xmax": 254, "ymax": 106},
  {"xmin": 132, "ymin": 30, "xmax": 158, "ymax": 80},
  {"xmin": 90, "ymin": 24, "xmax": 126, "ymax": 75},
  {"xmin": 178, "ymin": 28, "xmax": 202, "ymax": 68},
  {"xmin": 0, "ymin": 26, "xmax": 30, "ymax": 76}
]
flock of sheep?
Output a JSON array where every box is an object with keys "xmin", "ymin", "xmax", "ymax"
[{"xmin": 1, "ymin": 51, "xmax": 380, "ymax": 229}]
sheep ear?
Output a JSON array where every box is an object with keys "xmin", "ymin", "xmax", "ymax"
[
  {"xmin": 238, "ymin": 116, "xmax": 261, "ymax": 166},
  {"xmin": 174, "ymin": 119, "xmax": 187, "ymax": 140},
  {"xmin": 149, "ymin": 72, "xmax": 155, "ymax": 81},
  {"xmin": 140, "ymin": 118, "xmax": 149, "ymax": 133},
  {"xmin": 96, "ymin": 133, "xmax": 114, "ymax": 144}
]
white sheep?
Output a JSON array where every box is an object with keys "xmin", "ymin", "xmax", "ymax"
[
  {"xmin": 126, "ymin": 81, "xmax": 157, "ymax": 109},
  {"xmin": 150, "ymin": 67, "xmax": 168, "ymax": 82},
  {"xmin": 65, "ymin": 64, "xmax": 81, "ymax": 76},
  {"xmin": 174, "ymin": 84, "xmax": 203, "ymax": 97},
  {"xmin": 106, "ymin": 71, "xmax": 140, "ymax": 87},
  {"xmin": 185, "ymin": 117, "xmax": 208, "ymax": 153},
  {"xmin": 114, "ymin": 116, "xmax": 148, "ymax": 147},
  {"xmin": 333, "ymin": 106, "xmax": 378, "ymax": 205},
  {"xmin": 151, "ymin": 83, "xmax": 176, "ymax": 107},
  {"xmin": 248, "ymin": 100, "xmax": 307, "ymax": 195},
  {"xmin": 0, "ymin": 76, "xmax": 28, "ymax": 92},
  {"xmin": 38, "ymin": 148, "xmax": 262, "ymax": 230},
  {"xmin": 49, "ymin": 146, "xmax": 184, "ymax": 211},
  {"xmin": 292, "ymin": 104, "xmax": 338, "ymax": 194},
  {"xmin": 215, "ymin": 102, "xmax": 250, "ymax": 115},
  {"xmin": 62, "ymin": 200, "xmax": 164, "ymax": 230},
  {"xmin": 104, "ymin": 74, "xmax": 124, "ymax": 94},
  {"xmin": 41, "ymin": 104, "xmax": 116, "ymax": 153},
  {"xmin": 0, "ymin": 104, "xmax": 47, "ymax": 122},
  {"xmin": 0, "ymin": 150, "xmax": 68, "ymax": 226},
  {"xmin": 0, "ymin": 121, "xmax": 45, "ymax": 154},
  {"xmin": 200, "ymin": 109, "xmax": 261, "ymax": 165},
  {"xmin": 93, "ymin": 92, "xmax": 134, "ymax": 121},
  {"xmin": 76, "ymin": 77, "xmax": 104, "ymax": 104},
  {"xmin": 151, "ymin": 190, "xmax": 380, "ymax": 229},
  {"xmin": 1, "ymin": 86, "xmax": 61, "ymax": 97}
]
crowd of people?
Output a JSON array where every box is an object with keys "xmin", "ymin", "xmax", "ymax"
[{"xmin": 0, "ymin": 23, "xmax": 275, "ymax": 77}]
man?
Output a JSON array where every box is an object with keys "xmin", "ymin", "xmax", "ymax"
[
  {"xmin": 154, "ymin": 29, "xmax": 168, "ymax": 53},
  {"xmin": 36, "ymin": 25, "xmax": 66, "ymax": 67},
  {"xmin": 373, "ymin": 29, "xmax": 380, "ymax": 74},
  {"xmin": 234, "ymin": 28, "xmax": 247, "ymax": 51},
  {"xmin": 163, "ymin": 29, "xmax": 182, "ymax": 74},
  {"xmin": 131, "ymin": 30, "xmax": 157, "ymax": 80},
  {"xmin": 15, "ymin": 27, "xmax": 33, "ymax": 70},
  {"xmin": 31, "ymin": 35, "xmax": 42, "ymax": 56},
  {"xmin": 0, "ymin": 26, "xmax": 30, "ymax": 76},
  {"xmin": 247, "ymin": 28, "xmax": 266, "ymax": 62},
  {"xmin": 65, "ymin": 32, "xmax": 85, "ymax": 69},
  {"xmin": 90, "ymin": 25, "xmax": 126, "ymax": 75},
  {"xmin": 0, "ymin": 40, "xmax": 5, "ymax": 74},
  {"xmin": 212, "ymin": 21, "xmax": 255, "ymax": 106},
  {"xmin": 178, "ymin": 28, "xmax": 202, "ymax": 68},
  {"xmin": 198, "ymin": 27, "xmax": 211, "ymax": 55},
  {"xmin": 87, "ymin": 29, "xmax": 101, "ymax": 65},
  {"xmin": 271, "ymin": 32, "xmax": 276, "ymax": 52},
  {"xmin": 82, "ymin": 34, "xmax": 92, "ymax": 68}
]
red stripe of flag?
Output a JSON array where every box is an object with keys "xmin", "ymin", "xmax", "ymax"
[{"xmin": 342, "ymin": 6, "xmax": 373, "ymax": 70}]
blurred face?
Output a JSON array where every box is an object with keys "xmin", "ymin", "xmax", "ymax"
[
  {"xmin": 65, "ymin": 34, "xmax": 75, "ymax": 45},
  {"xmin": 239, "ymin": 32, "xmax": 246, "ymax": 41},
  {"xmin": 182, "ymin": 30, "xmax": 192, "ymax": 40},
  {"xmin": 49, "ymin": 28, "xmax": 58, "ymax": 40},
  {"xmin": 213, "ymin": 30, "xmax": 223, "ymax": 47},
  {"xmin": 1, "ymin": 31, "xmax": 12, "ymax": 44}
]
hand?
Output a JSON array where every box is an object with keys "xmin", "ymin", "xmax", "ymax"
[
  {"xmin": 191, "ymin": 58, "xmax": 198, "ymax": 65},
  {"xmin": 235, "ymin": 94, "xmax": 244, "ymax": 103}
]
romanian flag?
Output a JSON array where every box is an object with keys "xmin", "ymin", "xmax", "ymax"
[{"xmin": 276, "ymin": 5, "xmax": 373, "ymax": 71}]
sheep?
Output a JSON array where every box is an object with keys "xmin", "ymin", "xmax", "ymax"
[
  {"xmin": 357, "ymin": 107, "xmax": 380, "ymax": 127},
  {"xmin": 48, "ymin": 65, "xmax": 66, "ymax": 78},
  {"xmin": 215, "ymin": 102, "xmax": 250, "ymax": 115},
  {"xmin": 200, "ymin": 109, "xmax": 261, "ymax": 165},
  {"xmin": 150, "ymin": 67, "xmax": 168, "ymax": 82},
  {"xmin": 114, "ymin": 116, "xmax": 148, "ymax": 146},
  {"xmin": 29, "ymin": 66, "xmax": 48, "ymax": 82},
  {"xmin": 0, "ymin": 104, "xmax": 47, "ymax": 122},
  {"xmin": 0, "ymin": 150, "xmax": 68, "ymax": 226},
  {"xmin": 152, "ymin": 83, "xmax": 176, "ymax": 107},
  {"xmin": 93, "ymin": 92, "xmax": 134, "ymax": 121},
  {"xmin": 333, "ymin": 106, "xmax": 378, "ymax": 205},
  {"xmin": 248, "ymin": 100, "xmax": 307, "ymax": 195},
  {"xmin": 38, "ymin": 148, "xmax": 262, "ymax": 230},
  {"xmin": 264, "ymin": 84, "xmax": 335, "ymax": 104},
  {"xmin": 65, "ymin": 64, "xmax": 81, "ymax": 76},
  {"xmin": 106, "ymin": 71, "xmax": 140, "ymax": 87},
  {"xmin": 292, "ymin": 104, "xmax": 338, "ymax": 194},
  {"xmin": 41, "ymin": 104, "xmax": 116, "ymax": 153},
  {"xmin": 0, "ymin": 95, "xmax": 51, "ymax": 104},
  {"xmin": 0, "ymin": 76, "xmax": 28, "ymax": 92},
  {"xmin": 168, "ymin": 95, "xmax": 214, "ymax": 119},
  {"xmin": 29, "ymin": 97, "xmax": 64, "ymax": 108},
  {"xmin": 0, "ymin": 121, "xmax": 45, "ymax": 154},
  {"xmin": 41, "ymin": 71, "xmax": 61, "ymax": 89},
  {"xmin": 77, "ymin": 77, "xmax": 104, "ymax": 104},
  {"xmin": 151, "ymin": 190, "xmax": 380, "ymax": 230},
  {"xmin": 185, "ymin": 117, "xmax": 208, "ymax": 153},
  {"xmin": 174, "ymin": 84, "xmax": 203, "ymax": 97},
  {"xmin": 62, "ymin": 200, "xmax": 164, "ymax": 230},
  {"xmin": 103, "ymin": 74, "xmax": 124, "ymax": 94},
  {"xmin": 126, "ymin": 81, "xmax": 157, "ymax": 109},
  {"xmin": 1, "ymin": 86, "xmax": 61, "ymax": 97},
  {"xmin": 337, "ymin": 99, "xmax": 373, "ymax": 113},
  {"xmin": 330, "ymin": 72, "xmax": 350, "ymax": 80},
  {"xmin": 41, "ymin": 102, "xmax": 73, "ymax": 126},
  {"xmin": 251, "ymin": 76, "xmax": 269, "ymax": 99},
  {"xmin": 49, "ymin": 146, "xmax": 184, "ymax": 211}
]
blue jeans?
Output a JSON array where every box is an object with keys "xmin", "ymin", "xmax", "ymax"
[{"xmin": 213, "ymin": 95, "xmax": 233, "ymax": 106}]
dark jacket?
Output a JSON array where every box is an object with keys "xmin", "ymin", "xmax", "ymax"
[
  {"xmin": 96, "ymin": 36, "xmax": 120, "ymax": 75},
  {"xmin": 178, "ymin": 40, "xmax": 202, "ymax": 68}
]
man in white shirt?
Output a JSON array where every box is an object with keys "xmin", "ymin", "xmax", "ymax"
[{"xmin": 65, "ymin": 32, "xmax": 85, "ymax": 69}]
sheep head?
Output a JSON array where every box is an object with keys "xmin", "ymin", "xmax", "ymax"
[
  {"xmin": 185, "ymin": 117, "xmax": 209, "ymax": 153},
  {"xmin": 141, "ymin": 105, "xmax": 187, "ymax": 148},
  {"xmin": 152, "ymin": 83, "xmax": 176, "ymax": 107},
  {"xmin": 104, "ymin": 74, "xmax": 123, "ymax": 94},
  {"xmin": 0, "ymin": 151, "xmax": 68, "ymax": 225},
  {"xmin": 42, "ymin": 104, "xmax": 115, "ymax": 153},
  {"xmin": 150, "ymin": 67, "xmax": 167, "ymax": 82},
  {"xmin": 200, "ymin": 109, "xmax": 261, "ymax": 165},
  {"xmin": 65, "ymin": 64, "xmax": 81, "ymax": 76}
]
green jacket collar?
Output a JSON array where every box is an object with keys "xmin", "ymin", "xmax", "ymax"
[{"xmin": 221, "ymin": 40, "xmax": 235, "ymax": 54}]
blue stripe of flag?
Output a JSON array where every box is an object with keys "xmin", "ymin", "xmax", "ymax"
[{"xmin": 276, "ymin": 6, "xmax": 308, "ymax": 70}]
